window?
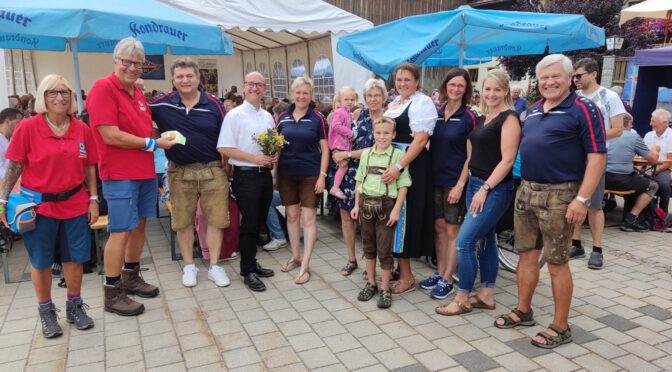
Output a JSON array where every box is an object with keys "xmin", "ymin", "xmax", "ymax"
[
  {"xmin": 313, "ymin": 55, "xmax": 334, "ymax": 104},
  {"xmin": 258, "ymin": 62, "xmax": 271, "ymax": 99},
  {"xmin": 290, "ymin": 59, "xmax": 306, "ymax": 80},
  {"xmin": 245, "ymin": 62, "xmax": 253, "ymax": 75},
  {"xmin": 468, "ymin": 68, "xmax": 479, "ymax": 83},
  {"xmin": 272, "ymin": 62, "xmax": 287, "ymax": 99},
  {"xmin": 4, "ymin": 50, "xmax": 36, "ymax": 96}
]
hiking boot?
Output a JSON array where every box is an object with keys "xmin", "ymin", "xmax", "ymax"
[
  {"xmin": 378, "ymin": 289, "xmax": 392, "ymax": 309},
  {"xmin": 419, "ymin": 271, "xmax": 441, "ymax": 290},
  {"xmin": 38, "ymin": 302, "xmax": 63, "ymax": 338},
  {"xmin": 66, "ymin": 297, "xmax": 94, "ymax": 330},
  {"xmin": 429, "ymin": 278, "xmax": 453, "ymax": 300},
  {"xmin": 587, "ymin": 251, "xmax": 604, "ymax": 270},
  {"xmin": 569, "ymin": 245, "xmax": 585, "ymax": 259},
  {"xmin": 104, "ymin": 281, "xmax": 145, "ymax": 316},
  {"xmin": 121, "ymin": 267, "xmax": 159, "ymax": 298},
  {"xmin": 357, "ymin": 282, "xmax": 378, "ymax": 302}
]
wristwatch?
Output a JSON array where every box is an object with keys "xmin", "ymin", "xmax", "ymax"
[
  {"xmin": 575, "ymin": 195, "xmax": 591, "ymax": 207},
  {"xmin": 89, "ymin": 195, "xmax": 99, "ymax": 202},
  {"xmin": 395, "ymin": 162, "xmax": 405, "ymax": 173},
  {"xmin": 482, "ymin": 182, "xmax": 492, "ymax": 192}
]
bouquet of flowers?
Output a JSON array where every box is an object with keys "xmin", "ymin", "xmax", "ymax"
[{"xmin": 252, "ymin": 129, "xmax": 289, "ymax": 167}]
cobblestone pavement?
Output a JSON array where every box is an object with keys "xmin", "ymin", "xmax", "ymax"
[{"xmin": 1, "ymin": 211, "xmax": 671, "ymax": 371}]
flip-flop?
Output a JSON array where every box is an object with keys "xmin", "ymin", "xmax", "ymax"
[
  {"xmin": 469, "ymin": 294, "xmax": 496, "ymax": 310},
  {"xmin": 391, "ymin": 280, "xmax": 416, "ymax": 295},
  {"xmin": 295, "ymin": 269, "xmax": 311, "ymax": 285},
  {"xmin": 281, "ymin": 258, "xmax": 301, "ymax": 272}
]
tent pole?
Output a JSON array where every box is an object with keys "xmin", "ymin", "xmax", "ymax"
[
  {"xmin": 70, "ymin": 39, "xmax": 84, "ymax": 115},
  {"xmin": 664, "ymin": 10, "xmax": 671, "ymax": 46},
  {"xmin": 421, "ymin": 65, "xmax": 425, "ymax": 88}
]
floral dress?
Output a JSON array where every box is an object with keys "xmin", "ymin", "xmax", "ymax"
[{"xmin": 334, "ymin": 109, "xmax": 374, "ymax": 212}]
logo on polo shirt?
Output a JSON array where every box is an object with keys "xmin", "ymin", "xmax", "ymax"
[
  {"xmin": 138, "ymin": 100, "xmax": 147, "ymax": 112},
  {"xmin": 78, "ymin": 142, "xmax": 87, "ymax": 159}
]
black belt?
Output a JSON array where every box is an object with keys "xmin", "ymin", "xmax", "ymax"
[
  {"xmin": 30, "ymin": 184, "xmax": 83, "ymax": 202},
  {"xmin": 234, "ymin": 166, "xmax": 271, "ymax": 173}
]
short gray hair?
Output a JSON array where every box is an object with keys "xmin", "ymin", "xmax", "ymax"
[
  {"xmin": 363, "ymin": 78, "xmax": 387, "ymax": 100},
  {"xmin": 652, "ymin": 108, "xmax": 671, "ymax": 123},
  {"xmin": 113, "ymin": 37, "xmax": 145, "ymax": 61},
  {"xmin": 511, "ymin": 84, "xmax": 523, "ymax": 93},
  {"xmin": 535, "ymin": 54, "xmax": 573, "ymax": 77},
  {"xmin": 272, "ymin": 102, "xmax": 289, "ymax": 115},
  {"xmin": 610, "ymin": 85, "xmax": 623, "ymax": 96},
  {"xmin": 170, "ymin": 57, "xmax": 200, "ymax": 78}
]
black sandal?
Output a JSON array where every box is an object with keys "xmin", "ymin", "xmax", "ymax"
[
  {"xmin": 531, "ymin": 324, "xmax": 573, "ymax": 349},
  {"xmin": 340, "ymin": 260, "xmax": 358, "ymax": 276},
  {"xmin": 494, "ymin": 308, "xmax": 535, "ymax": 329}
]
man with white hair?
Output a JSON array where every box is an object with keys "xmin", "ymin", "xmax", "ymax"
[
  {"xmin": 511, "ymin": 85, "xmax": 527, "ymax": 115},
  {"xmin": 495, "ymin": 54, "xmax": 606, "ymax": 349},
  {"xmin": 643, "ymin": 108, "xmax": 672, "ymax": 214}
]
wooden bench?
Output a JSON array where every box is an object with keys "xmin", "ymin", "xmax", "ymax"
[
  {"xmin": 90, "ymin": 215, "xmax": 109, "ymax": 275},
  {"xmin": 604, "ymin": 189, "xmax": 636, "ymax": 220},
  {"xmin": 605, "ymin": 189, "xmax": 636, "ymax": 197}
]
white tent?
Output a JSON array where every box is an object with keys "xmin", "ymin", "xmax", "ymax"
[{"xmin": 159, "ymin": 0, "xmax": 374, "ymax": 100}]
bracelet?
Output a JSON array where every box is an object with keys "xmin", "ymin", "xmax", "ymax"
[
  {"xmin": 143, "ymin": 138, "xmax": 157, "ymax": 152},
  {"xmin": 320, "ymin": 171, "xmax": 328, "ymax": 177},
  {"xmin": 395, "ymin": 162, "xmax": 404, "ymax": 171},
  {"xmin": 347, "ymin": 151, "xmax": 353, "ymax": 158}
]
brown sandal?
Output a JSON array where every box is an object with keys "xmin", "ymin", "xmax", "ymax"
[
  {"xmin": 391, "ymin": 279, "xmax": 416, "ymax": 295},
  {"xmin": 469, "ymin": 294, "xmax": 496, "ymax": 310},
  {"xmin": 435, "ymin": 299, "xmax": 472, "ymax": 316}
]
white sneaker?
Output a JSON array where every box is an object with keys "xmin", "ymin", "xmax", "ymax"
[
  {"xmin": 182, "ymin": 264, "xmax": 198, "ymax": 287},
  {"xmin": 263, "ymin": 238, "xmax": 288, "ymax": 251},
  {"xmin": 208, "ymin": 265, "xmax": 231, "ymax": 287}
]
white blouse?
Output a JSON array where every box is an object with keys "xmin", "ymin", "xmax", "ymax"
[{"xmin": 384, "ymin": 90, "xmax": 438, "ymax": 136}]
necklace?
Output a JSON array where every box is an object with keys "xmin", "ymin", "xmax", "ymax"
[{"xmin": 45, "ymin": 115, "xmax": 70, "ymax": 135}]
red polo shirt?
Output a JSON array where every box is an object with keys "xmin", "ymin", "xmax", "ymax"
[
  {"xmin": 87, "ymin": 73, "xmax": 154, "ymax": 180},
  {"xmin": 5, "ymin": 115, "xmax": 98, "ymax": 219}
]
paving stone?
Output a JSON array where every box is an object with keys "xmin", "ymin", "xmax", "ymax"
[
  {"xmin": 531, "ymin": 353, "xmax": 579, "ymax": 372},
  {"xmin": 433, "ymin": 336, "xmax": 475, "ymax": 356},
  {"xmin": 493, "ymin": 352, "xmax": 540, "ymax": 372},
  {"xmin": 66, "ymin": 346, "xmax": 104, "ymax": 367},
  {"xmin": 313, "ymin": 319, "xmax": 348, "ymax": 338},
  {"xmin": 277, "ymin": 319, "xmax": 312, "ymax": 337},
  {"xmin": 389, "ymin": 365, "xmax": 430, "ymax": 372},
  {"xmin": 261, "ymin": 346, "xmax": 301, "ymax": 368},
  {"xmin": 336, "ymin": 347, "xmax": 379, "ymax": 370},
  {"xmin": 144, "ymin": 345, "xmax": 184, "ymax": 368},
  {"xmin": 396, "ymin": 334, "xmax": 435, "ymax": 354},
  {"xmin": 68, "ymin": 332, "xmax": 105, "ymax": 351},
  {"xmin": 570, "ymin": 325, "xmax": 600, "ymax": 345},
  {"xmin": 323, "ymin": 333, "xmax": 362, "ymax": 353},
  {"xmin": 251, "ymin": 331, "xmax": 289, "ymax": 351},
  {"xmin": 359, "ymin": 332, "xmax": 398, "ymax": 354},
  {"xmin": 413, "ymin": 349, "xmax": 457, "ymax": 371},
  {"xmin": 105, "ymin": 345, "xmax": 144, "ymax": 367},
  {"xmin": 504, "ymin": 337, "xmax": 552, "ymax": 359},
  {"xmin": 222, "ymin": 345, "xmax": 262, "ymax": 369},
  {"xmin": 287, "ymin": 332, "xmax": 325, "ymax": 352},
  {"xmin": 215, "ymin": 331, "xmax": 252, "ymax": 352},
  {"xmin": 344, "ymin": 320, "xmax": 382, "ymax": 338},
  {"xmin": 451, "ymin": 350, "xmax": 500, "ymax": 372},
  {"xmin": 106, "ymin": 331, "xmax": 141, "ymax": 350},
  {"xmin": 27, "ymin": 343, "xmax": 67, "ymax": 365},
  {"xmin": 636, "ymin": 304, "xmax": 672, "ymax": 321},
  {"xmin": 142, "ymin": 331, "xmax": 179, "ymax": 351},
  {"xmin": 183, "ymin": 346, "xmax": 222, "ymax": 369},
  {"xmin": 595, "ymin": 314, "xmax": 640, "ymax": 332},
  {"xmin": 626, "ymin": 326, "xmax": 670, "ymax": 345},
  {"xmin": 470, "ymin": 337, "xmax": 513, "ymax": 357},
  {"xmin": 582, "ymin": 339, "xmax": 628, "ymax": 360},
  {"xmin": 375, "ymin": 347, "xmax": 417, "ymax": 370},
  {"xmin": 591, "ymin": 327, "xmax": 635, "ymax": 345},
  {"xmin": 612, "ymin": 354, "xmax": 660, "ymax": 372},
  {"xmin": 298, "ymin": 346, "xmax": 339, "ymax": 369},
  {"xmin": 631, "ymin": 315, "xmax": 672, "ymax": 332},
  {"xmin": 654, "ymin": 355, "xmax": 672, "ymax": 371}
]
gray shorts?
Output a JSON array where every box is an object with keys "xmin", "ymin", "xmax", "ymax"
[{"xmin": 589, "ymin": 169, "xmax": 606, "ymax": 210}]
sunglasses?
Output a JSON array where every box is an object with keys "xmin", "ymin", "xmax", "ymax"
[{"xmin": 572, "ymin": 72, "xmax": 589, "ymax": 80}]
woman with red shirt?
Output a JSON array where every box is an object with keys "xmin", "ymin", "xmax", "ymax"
[{"xmin": 0, "ymin": 74, "xmax": 99, "ymax": 338}]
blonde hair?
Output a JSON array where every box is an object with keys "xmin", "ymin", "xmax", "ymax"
[
  {"xmin": 34, "ymin": 74, "xmax": 77, "ymax": 114},
  {"xmin": 290, "ymin": 76, "xmax": 314, "ymax": 93},
  {"xmin": 480, "ymin": 69, "xmax": 514, "ymax": 115},
  {"xmin": 334, "ymin": 86, "xmax": 358, "ymax": 107},
  {"xmin": 373, "ymin": 117, "xmax": 396, "ymax": 130}
]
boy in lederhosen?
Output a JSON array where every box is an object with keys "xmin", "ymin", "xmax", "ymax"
[{"xmin": 351, "ymin": 117, "xmax": 411, "ymax": 308}]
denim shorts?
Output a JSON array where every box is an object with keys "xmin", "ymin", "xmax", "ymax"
[
  {"xmin": 23, "ymin": 214, "xmax": 90, "ymax": 269},
  {"xmin": 102, "ymin": 179, "xmax": 157, "ymax": 232}
]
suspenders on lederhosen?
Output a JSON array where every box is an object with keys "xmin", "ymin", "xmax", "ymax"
[{"xmin": 360, "ymin": 148, "xmax": 395, "ymax": 221}]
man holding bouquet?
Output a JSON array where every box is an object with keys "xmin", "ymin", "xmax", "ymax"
[{"xmin": 218, "ymin": 72, "xmax": 277, "ymax": 292}]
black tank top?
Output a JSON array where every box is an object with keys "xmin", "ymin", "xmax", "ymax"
[
  {"xmin": 468, "ymin": 109, "xmax": 517, "ymax": 182},
  {"xmin": 390, "ymin": 104, "xmax": 414, "ymax": 144}
]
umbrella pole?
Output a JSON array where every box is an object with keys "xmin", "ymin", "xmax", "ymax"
[
  {"xmin": 421, "ymin": 65, "xmax": 425, "ymax": 88},
  {"xmin": 69, "ymin": 39, "xmax": 84, "ymax": 115},
  {"xmin": 665, "ymin": 10, "xmax": 671, "ymax": 46}
]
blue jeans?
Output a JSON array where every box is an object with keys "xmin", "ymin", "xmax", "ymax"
[
  {"xmin": 267, "ymin": 190, "xmax": 285, "ymax": 240},
  {"xmin": 456, "ymin": 176, "xmax": 514, "ymax": 293}
]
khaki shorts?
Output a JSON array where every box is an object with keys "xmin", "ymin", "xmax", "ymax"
[
  {"xmin": 359, "ymin": 195, "xmax": 395, "ymax": 270},
  {"xmin": 433, "ymin": 186, "xmax": 466, "ymax": 225},
  {"xmin": 167, "ymin": 161, "xmax": 229, "ymax": 230},
  {"xmin": 277, "ymin": 175, "xmax": 321, "ymax": 208},
  {"xmin": 514, "ymin": 180, "xmax": 579, "ymax": 264}
]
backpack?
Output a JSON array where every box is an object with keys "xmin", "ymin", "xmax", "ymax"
[{"xmin": 641, "ymin": 204, "xmax": 669, "ymax": 232}]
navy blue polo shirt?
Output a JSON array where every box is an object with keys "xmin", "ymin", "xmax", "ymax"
[
  {"xmin": 277, "ymin": 104, "xmax": 327, "ymax": 177},
  {"xmin": 520, "ymin": 92, "xmax": 606, "ymax": 183},
  {"xmin": 149, "ymin": 91, "xmax": 225, "ymax": 165},
  {"xmin": 430, "ymin": 104, "xmax": 477, "ymax": 187}
]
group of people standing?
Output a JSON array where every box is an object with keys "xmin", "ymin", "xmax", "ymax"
[{"xmin": 3, "ymin": 32, "xmax": 659, "ymax": 350}]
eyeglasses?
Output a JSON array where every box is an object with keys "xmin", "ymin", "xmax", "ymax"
[
  {"xmin": 116, "ymin": 58, "xmax": 145, "ymax": 69},
  {"xmin": 572, "ymin": 72, "xmax": 588, "ymax": 80},
  {"xmin": 45, "ymin": 89, "xmax": 72, "ymax": 99},
  {"xmin": 244, "ymin": 81, "xmax": 266, "ymax": 89}
]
